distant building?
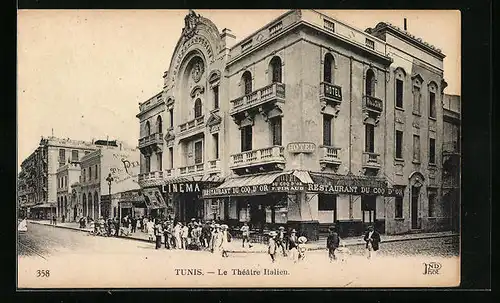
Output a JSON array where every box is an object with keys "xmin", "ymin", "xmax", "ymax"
[
  {"xmin": 77, "ymin": 143, "xmax": 140, "ymax": 220},
  {"xmin": 136, "ymin": 10, "xmax": 456, "ymax": 238},
  {"xmin": 18, "ymin": 136, "xmax": 99, "ymax": 219}
]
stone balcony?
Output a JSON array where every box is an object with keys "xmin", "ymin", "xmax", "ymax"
[
  {"xmin": 362, "ymin": 95, "xmax": 384, "ymax": 113},
  {"xmin": 178, "ymin": 115, "xmax": 205, "ymax": 140},
  {"xmin": 319, "ymin": 146, "xmax": 342, "ymax": 169},
  {"xmin": 207, "ymin": 159, "xmax": 221, "ymax": 173},
  {"xmin": 362, "ymin": 152, "xmax": 381, "ymax": 171},
  {"xmin": 138, "ymin": 133, "xmax": 163, "ymax": 154},
  {"xmin": 179, "ymin": 163, "xmax": 205, "ymax": 176},
  {"xmin": 229, "ymin": 82, "xmax": 286, "ymax": 117},
  {"xmin": 138, "ymin": 170, "xmax": 164, "ymax": 182},
  {"xmin": 230, "ymin": 146, "xmax": 286, "ymax": 171}
]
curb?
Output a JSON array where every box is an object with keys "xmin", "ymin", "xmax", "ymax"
[{"xmin": 28, "ymin": 220, "xmax": 458, "ymax": 254}]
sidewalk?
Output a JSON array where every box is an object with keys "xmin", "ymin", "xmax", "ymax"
[{"xmin": 27, "ymin": 220, "xmax": 458, "ymax": 253}]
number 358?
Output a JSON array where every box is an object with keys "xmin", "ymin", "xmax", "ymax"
[{"xmin": 36, "ymin": 270, "xmax": 50, "ymax": 277}]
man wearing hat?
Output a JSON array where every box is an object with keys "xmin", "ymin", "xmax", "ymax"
[
  {"xmin": 268, "ymin": 231, "xmax": 278, "ymax": 263},
  {"xmin": 327, "ymin": 225, "xmax": 340, "ymax": 262},
  {"xmin": 276, "ymin": 226, "xmax": 287, "ymax": 257},
  {"xmin": 363, "ymin": 225, "xmax": 381, "ymax": 259},
  {"xmin": 288, "ymin": 229, "xmax": 298, "ymax": 262},
  {"xmin": 220, "ymin": 224, "xmax": 231, "ymax": 257},
  {"xmin": 240, "ymin": 222, "xmax": 252, "ymax": 248}
]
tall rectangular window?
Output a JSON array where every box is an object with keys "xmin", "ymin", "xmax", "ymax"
[
  {"xmin": 169, "ymin": 109, "xmax": 174, "ymax": 128},
  {"xmin": 429, "ymin": 92, "xmax": 436, "ymax": 118},
  {"xmin": 413, "ymin": 135, "xmax": 420, "ymax": 162},
  {"xmin": 89, "ymin": 167, "xmax": 92, "ymax": 181},
  {"xmin": 396, "ymin": 79, "xmax": 403, "ymax": 108},
  {"xmin": 395, "ymin": 130, "xmax": 403, "ymax": 159},
  {"xmin": 213, "ymin": 86, "xmax": 219, "ymax": 109},
  {"xmin": 213, "ymin": 133, "xmax": 219, "ymax": 159},
  {"xmin": 95, "ymin": 165, "xmax": 98, "ymax": 179},
  {"xmin": 83, "ymin": 169, "xmax": 86, "ymax": 182},
  {"xmin": 413, "ymin": 86, "xmax": 421, "ymax": 114},
  {"xmin": 169, "ymin": 147, "xmax": 174, "ymax": 169},
  {"xmin": 241, "ymin": 126, "xmax": 253, "ymax": 152},
  {"xmin": 429, "ymin": 138, "xmax": 436, "ymax": 164},
  {"xmin": 395, "ymin": 197, "xmax": 403, "ymax": 218},
  {"xmin": 71, "ymin": 150, "xmax": 79, "ymax": 162},
  {"xmin": 365, "ymin": 124, "xmax": 375, "ymax": 153},
  {"xmin": 59, "ymin": 149, "xmax": 66, "ymax": 165},
  {"xmin": 194, "ymin": 141, "xmax": 203, "ymax": 164},
  {"xmin": 271, "ymin": 117, "xmax": 282, "ymax": 146},
  {"xmin": 428, "ymin": 189, "xmax": 437, "ymax": 217},
  {"xmin": 145, "ymin": 156, "xmax": 151, "ymax": 172},
  {"xmin": 323, "ymin": 115, "xmax": 332, "ymax": 146},
  {"xmin": 157, "ymin": 152, "xmax": 163, "ymax": 171}
]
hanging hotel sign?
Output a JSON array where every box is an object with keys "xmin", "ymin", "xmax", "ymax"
[{"xmin": 287, "ymin": 142, "xmax": 316, "ymax": 154}]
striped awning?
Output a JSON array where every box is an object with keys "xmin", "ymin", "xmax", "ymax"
[{"xmin": 202, "ymin": 170, "xmax": 313, "ymax": 198}]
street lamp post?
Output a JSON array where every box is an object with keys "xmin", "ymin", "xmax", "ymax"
[{"xmin": 106, "ymin": 173, "xmax": 114, "ymax": 219}]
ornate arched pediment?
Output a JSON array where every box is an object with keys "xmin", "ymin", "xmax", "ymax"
[
  {"xmin": 206, "ymin": 111, "xmax": 222, "ymax": 127},
  {"xmin": 166, "ymin": 10, "xmax": 224, "ymax": 88},
  {"xmin": 411, "ymin": 73, "xmax": 424, "ymax": 84},
  {"xmin": 190, "ymin": 85, "xmax": 205, "ymax": 98},
  {"xmin": 408, "ymin": 171, "xmax": 425, "ymax": 185}
]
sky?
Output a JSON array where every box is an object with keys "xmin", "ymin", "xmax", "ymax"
[{"xmin": 17, "ymin": 9, "xmax": 460, "ymax": 171}]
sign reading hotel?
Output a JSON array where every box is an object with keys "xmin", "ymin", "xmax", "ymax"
[{"xmin": 287, "ymin": 142, "xmax": 316, "ymax": 154}]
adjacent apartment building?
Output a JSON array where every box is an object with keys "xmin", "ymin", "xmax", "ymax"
[
  {"xmin": 18, "ymin": 136, "xmax": 98, "ymax": 219},
  {"xmin": 136, "ymin": 10, "xmax": 458, "ymax": 238}
]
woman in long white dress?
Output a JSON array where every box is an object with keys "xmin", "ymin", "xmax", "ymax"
[
  {"xmin": 212, "ymin": 225, "xmax": 223, "ymax": 257},
  {"xmin": 147, "ymin": 219, "xmax": 155, "ymax": 242},
  {"xmin": 18, "ymin": 218, "xmax": 28, "ymax": 232}
]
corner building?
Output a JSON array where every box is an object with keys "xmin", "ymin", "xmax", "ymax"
[{"xmin": 137, "ymin": 10, "xmax": 455, "ymax": 239}]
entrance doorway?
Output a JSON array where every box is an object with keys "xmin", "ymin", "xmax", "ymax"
[
  {"xmin": 411, "ymin": 186, "xmax": 420, "ymax": 229},
  {"xmin": 249, "ymin": 201, "xmax": 266, "ymax": 231},
  {"xmin": 362, "ymin": 196, "xmax": 376, "ymax": 227}
]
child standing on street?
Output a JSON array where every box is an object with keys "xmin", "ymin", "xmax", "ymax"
[
  {"xmin": 268, "ymin": 231, "xmax": 278, "ymax": 263},
  {"xmin": 297, "ymin": 236, "xmax": 308, "ymax": 262}
]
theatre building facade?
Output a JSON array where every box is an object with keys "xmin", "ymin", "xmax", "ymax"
[{"xmin": 137, "ymin": 9, "xmax": 455, "ymax": 238}]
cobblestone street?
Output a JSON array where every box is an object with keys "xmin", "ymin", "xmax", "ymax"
[{"xmin": 18, "ymin": 222, "xmax": 459, "ymax": 288}]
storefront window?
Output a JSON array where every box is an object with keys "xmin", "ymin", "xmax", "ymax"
[{"xmin": 362, "ymin": 196, "xmax": 376, "ymax": 223}]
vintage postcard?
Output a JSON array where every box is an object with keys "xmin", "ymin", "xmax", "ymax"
[{"xmin": 17, "ymin": 9, "xmax": 461, "ymax": 288}]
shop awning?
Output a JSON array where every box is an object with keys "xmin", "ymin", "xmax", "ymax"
[{"xmin": 202, "ymin": 170, "xmax": 313, "ymax": 198}]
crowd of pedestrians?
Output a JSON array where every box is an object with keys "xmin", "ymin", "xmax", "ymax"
[{"xmin": 75, "ymin": 214, "xmax": 381, "ymax": 262}]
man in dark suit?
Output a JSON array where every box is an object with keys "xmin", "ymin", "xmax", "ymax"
[
  {"xmin": 327, "ymin": 225, "xmax": 340, "ymax": 262},
  {"xmin": 363, "ymin": 225, "xmax": 381, "ymax": 259}
]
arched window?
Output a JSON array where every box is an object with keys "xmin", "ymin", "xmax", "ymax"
[
  {"xmin": 145, "ymin": 121, "xmax": 151, "ymax": 137},
  {"xmin": 194, "ymin": 99, "xmax": 203, "ymax": 118},
  {"xmin": 365, "ymin": 69, "xmax": 376, "ymax": 97},
  {"xmin": 324, "ymin": 53, "xmax": 335, "ymax": 83},
  {"xmin": 156, "ymin": 116, "xmax": 162, "ymax": 134},
  {"xmin": 242, "ymin": 71, "xmax": 252, "ymax": 95},
  {"xmin": 269, "ymin": 56, "xmax": 282, "ymax": 83}
]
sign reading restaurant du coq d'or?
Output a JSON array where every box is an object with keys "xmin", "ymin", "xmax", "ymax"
[
  {"xmin": 308, "ymin": 174, "xmax": 404, "ymax": 197},
  {"xmin": 203, "ymin": 174, "xmax": 306, "ymax": 197}
]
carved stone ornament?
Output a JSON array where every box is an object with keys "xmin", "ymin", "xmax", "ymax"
[
  {"xmin": 182, "ymin": 10, "xmax": 200, "ymax": 40},
  {"xmin": 191, "ymin": 60, "xmax": 205, "ymax": 83}
]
